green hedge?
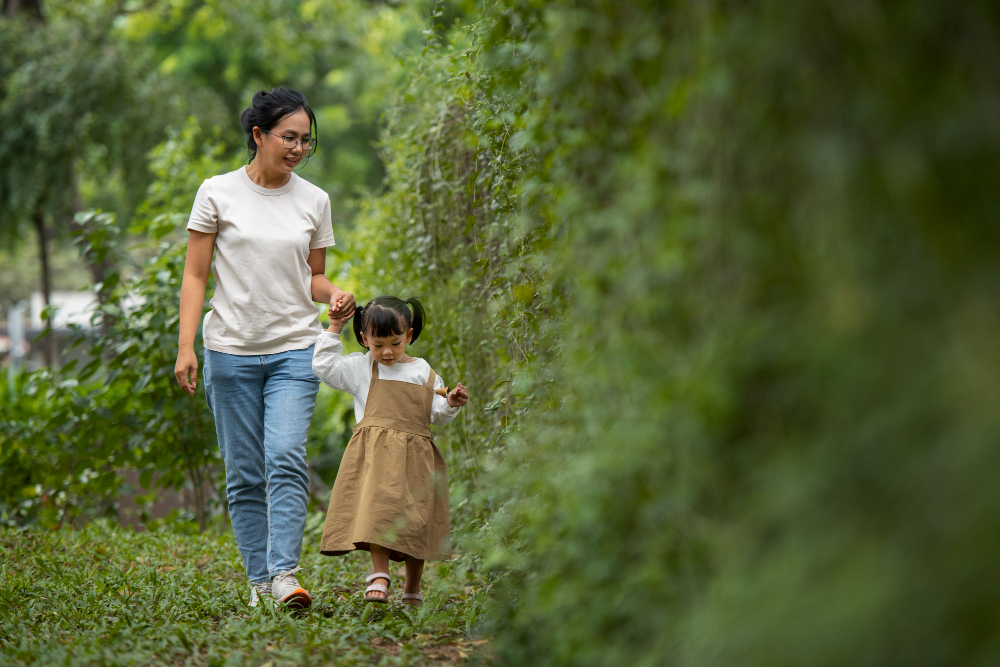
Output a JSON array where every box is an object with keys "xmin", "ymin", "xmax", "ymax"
[
  {"xmin": 342, "ymin": 7, "xmax": 557, "ymax": 548},
  {"xmin": 356, "ymin": 0, "xmax": 1000, "ymax": 663}
]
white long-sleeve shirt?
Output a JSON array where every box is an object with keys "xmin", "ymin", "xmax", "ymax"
[{"xmin": 312, "ymin": 331, "xmax": 461, "ymax": 425}]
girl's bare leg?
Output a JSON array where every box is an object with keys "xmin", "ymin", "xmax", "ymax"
[
  {"xmin": 403, "ymin": 556, "xmax": 425, "ymax": 606},
  {"xmin": 368, "ymin": 544, "xmax": 391, "ymax": 601}
]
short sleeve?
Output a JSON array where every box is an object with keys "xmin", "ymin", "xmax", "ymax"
[
  {"xmin": 310, "ymin": 195, "xmax": 335, "ymax": 249},
  {"xmin": 186, "ymin": 180, "xmax": 218, "ymax": 233}
]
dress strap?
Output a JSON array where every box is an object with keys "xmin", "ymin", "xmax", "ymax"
[
  {"xmin": 425, "ymin": 368, "xmax": 436, "ymax": 388},
  {"xmin": 371, "ymin": 359, "xmax": 380, "ymax": 380}
]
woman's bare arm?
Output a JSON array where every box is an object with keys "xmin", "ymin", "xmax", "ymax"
[
  {"xmin": 307, "ymin": 247, "xmax": 355, "ymax": 319},
  {"xmin": 175, "ymin": 230, "xmax": 216, "ymax": 396}
]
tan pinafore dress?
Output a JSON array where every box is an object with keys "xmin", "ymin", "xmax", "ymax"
[{"xmin": 320, "ymin": 360, "xmax": 451, "ymax": 561}]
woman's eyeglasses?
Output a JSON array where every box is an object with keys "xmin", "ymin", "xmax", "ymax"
[{"xmin": 262, "ymin": 129, "xmax": 316, "ymax": 153}]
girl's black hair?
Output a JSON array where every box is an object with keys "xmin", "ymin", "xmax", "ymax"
[
  {"xmin": 353, "ymin": 296, "xmax": 425, "ymax": 348},
  {"xmin": 239, "ymin": 87, "xmax": 318, "ymax": 164}
]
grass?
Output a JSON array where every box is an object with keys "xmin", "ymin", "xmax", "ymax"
[{"xmin": 0, "ymin": 513, "xmax": 493, "ymax": 666}]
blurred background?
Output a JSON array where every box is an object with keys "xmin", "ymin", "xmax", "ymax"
[
  {"xmin": 0, "ymin": 0, "xmax": 436, "ymax": 527},
  {"xmin": 2, "ymin": 0, "xmax": 999, "ymax": 664}
]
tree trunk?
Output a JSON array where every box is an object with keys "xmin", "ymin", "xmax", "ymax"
[
  {"xmin": 10, "ymin": 0, "xmax": 51, "ymax": 366},
  {"xmin": 81, "ymin": 225, "xmax": 117, "ymax": 343},
  {"xmin": 72, "ymin": 176, "xmax": 117, "ymax": 342},
  {"xmin": 33, "ymin": 208, "xmax": 57, "ymax": 369},
  {"xmin": 189, "ymin": 461, "xmax": 207, "ymax": 533}
]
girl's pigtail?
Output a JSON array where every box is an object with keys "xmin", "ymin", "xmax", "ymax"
[
  {"xmin": 406, "ymin": 297, "xmax": 425, "ymax": 343},
  {"xmin": 353, "ymin": 305, "xmax": 367, "ymax": 348}
]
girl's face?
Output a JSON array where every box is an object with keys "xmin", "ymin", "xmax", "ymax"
[
  {"xmin": 254, "ymin": 109, "xmax": 311, "ymax": 173},
  {"xmin": 362, "ymin": 328, "xmax": 413, "ymax": 367}
]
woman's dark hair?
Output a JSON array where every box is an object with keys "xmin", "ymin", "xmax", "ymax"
[
  {"xmin": 239, "ymin": 87, "xmax": 317, "ymax": 163},
  {"xmin": 353, "ymin": 296, "xmax": 425, "ymax": 348}
]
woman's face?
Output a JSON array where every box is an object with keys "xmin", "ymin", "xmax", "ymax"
[{"xmin": 254, "ymin": 109, "xmax": 312, "ymax": 173}]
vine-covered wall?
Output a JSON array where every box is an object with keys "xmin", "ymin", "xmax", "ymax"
[{"xmin": 351, "ymin": 1, "xmax": 1000, "ymax": 664}]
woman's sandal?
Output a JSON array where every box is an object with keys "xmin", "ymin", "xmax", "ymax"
[
  {"xmin": 363, "ymin": 572, "xmax": 391, "ymax": 603},
  {"xmin": 401, "ymin": 592, "xmax": 423, "ymax": 607}
]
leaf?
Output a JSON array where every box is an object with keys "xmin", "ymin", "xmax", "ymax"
[{"xmin": 132, "ymin": 372, "xmax": 152, "ymax": 394}]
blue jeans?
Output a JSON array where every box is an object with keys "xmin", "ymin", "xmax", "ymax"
[{"xmin": 203, "ymin": 346, "xmax": 319, "ymax": 584}]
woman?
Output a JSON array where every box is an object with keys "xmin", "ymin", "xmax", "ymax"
[{"xmin": 174, "ymin": 87, "xmax": 355, "ymax": 609}]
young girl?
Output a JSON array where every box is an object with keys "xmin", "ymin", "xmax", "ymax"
[{"xmin": 312, "ymin": 296, "xmax": 469, "ymax": 606}]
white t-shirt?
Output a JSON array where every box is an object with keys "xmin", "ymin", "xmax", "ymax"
[
  {"xmin": 187, "ymin": 167, "xmax": 335, "ymax": 355},
  {"xmin": 312, "ymin": 331, "xmax": 461, "ymax": 425}
]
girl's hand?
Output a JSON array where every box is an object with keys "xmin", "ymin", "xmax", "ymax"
[
  {"xmin": 447, "ymin": 382, "xmax": 469, "ymax": 408},
  {"xmin": 329, "ymin": 289, "xmax": 356, "ymax": 320},
  {"xmin": 175, "ymin": 347, "xmax": 199, "ymax": 396},
  {"xmin": 326, "ymin": 302, "xmax": 354, "ymax": 333}
]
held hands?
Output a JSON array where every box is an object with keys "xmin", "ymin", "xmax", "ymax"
[{"xmin": 326, "ymin": 289, "xmax": 356, "ymax": 333}]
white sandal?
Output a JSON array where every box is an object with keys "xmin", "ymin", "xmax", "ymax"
[
  {"xmin": 363, "ymin": 572, "xmax": 391, "ymax": 603},
  {"xmin": 401, "ymin": 592, "xmax": 423, "ymax": 607}
]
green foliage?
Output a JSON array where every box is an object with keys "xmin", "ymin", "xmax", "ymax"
[
  {"xmin": 0, "ymin": 239, "xmax": 91, "ymax": 309},
  {"xmin": 0, "ymin": 521, "xmax": 492, "ymax": 665},
  {"xmin": 349, "ymin": 0, "xmax": 1000, "ymax": 664},
  {"xmin": 85, "ymin": 211, "xmax": 221, "ymax": 529},
  {"xmin": 0, "ymin": 371, "xmax": 121, "ymax": 527},
  {"xmin": 344, "ymin": 4, "xmax": 558, "ymax": 552},
  {"xmin": 121, "ymin": 0, "xmax": 428, "ymax": 211},
  {"xmin": 0, "ymin": 1, "xmax": 177, "ymax": 245},
  {"xmin": 0, "ymin": 121, "xmax": 226, "ymax": 529},
  {"xmin": 470, "ymin": 1, "xmax": 1000, "ymax": 665}
]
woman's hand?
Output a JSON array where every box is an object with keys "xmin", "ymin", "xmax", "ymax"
[
  {"xmin": 329, "ymin": 288, "xmax": 356, "ymax": 321},
  {"xmin": 447, "ymin": 382, "xmax": 469, "ymax": 408},
  {"xmin": 175, "ymin": 347, "xmax": 199, "ymax": 396}
]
